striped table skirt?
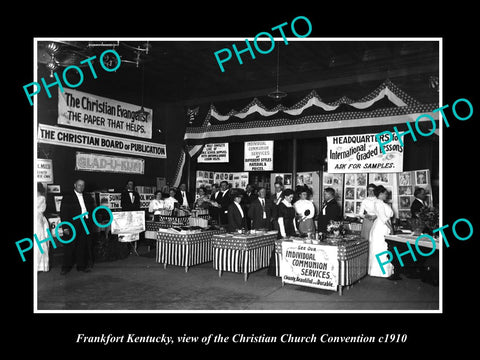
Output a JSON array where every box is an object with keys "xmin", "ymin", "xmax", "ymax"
[
  {"xmin": 212, "ymin": 233, "xmax": 277, "ymax": 275},
  {"xmin": 155, "ymin": 230, "xmax": 224, "ymax": 268},
  {"xmin": 274, "ymin": 239, "xmax": 369, "ymax": 286}
]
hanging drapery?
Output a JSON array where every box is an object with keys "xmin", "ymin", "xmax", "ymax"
[{"xmin": 172, "ymin": 79, "xmax": 438, "ymax": 188}]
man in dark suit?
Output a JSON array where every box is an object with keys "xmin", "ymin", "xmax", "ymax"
[
  {"xmin": 120, "ymin": 180, "xmax": 141, "ymax": 211},
  {"xmin": 60, "ymin": 179, "xmax": 95, "ymax": 274},
  {"xmin": 174, "ymin": 183, "xmax": 194, "ymax": 209},
  {"xmin": 271, "ymin": 181, "xmax": 284, "ymax": 231},
  {"xmin": 241, "ymin": 184, "xmax": 256, "ymax": 229},
  {"xmin": 318, "ymin": 187, "xmax": 342, "ymax": 233},
  {"xmin": 411, "ymin": 187, "xmax": 427, "ymax": 218},
  {"xmin": 248, "ymin": 187, "xmax": 274, "ymax": 230},
  {"xmin": 217, "ymin": 181, "xmax": 232, "ymax": 226},
  {"xmin": 227, "ymin": 192, "xmax": 247, "ymax": 232}
]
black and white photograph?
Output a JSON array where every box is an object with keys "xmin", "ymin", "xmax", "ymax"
[{"xmin": 14, "ymin": 9, "xmax": 480, "ymax": 352}]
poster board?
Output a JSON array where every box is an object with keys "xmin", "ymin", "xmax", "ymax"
[
  {"xmin": 197, "ymin": 143, "xmax": 229, "ymax": 163},
  {"xmin": 327, "ymin": 133, "xmax": 403, "ymax": 173},
  {"xmin": 343, "ymin": 173, "xmax": 368, "ymax": 218},
  {"xmin": 397, "ymin": 169, "xmax": 433, "ymax": 220},
  {"xmin": 244, "ymin": 141, "xmax": 274, "ymax": 171},
  {"xmin": 111, "ymin": 211, "xmax": 145, "ymax": 234},
  {"xmin": 75, "ymin": 152, "xmax": 144, "ymax": 174},
  {"xmin": 280, "ymin": 242, "xmax": 338, "ymax": 291},
  {"xmin": 196, "ymin": 171, "xmax": 249, "ymax": 191},
  {"xmin": 37, "ymin": 159, "xmax": 54, "ymax": 184}
]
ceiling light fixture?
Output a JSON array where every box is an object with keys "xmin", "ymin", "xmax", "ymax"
[{"xmin": 268, "ymin": 43, "xmax": 287, "ymax": 100}]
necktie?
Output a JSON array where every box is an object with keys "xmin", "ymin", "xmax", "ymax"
[{"xmin": 261, "ymin": 198, "xmax": 266, "ymax": 219}]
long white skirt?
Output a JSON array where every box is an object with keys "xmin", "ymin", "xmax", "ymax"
[
  {"xmin": 35, "ymin": 215, "xmax": 50, "ymax": 272},
  {"xmin": 368, "ymin": 219, "xmax": 393, "ymax": 277}
]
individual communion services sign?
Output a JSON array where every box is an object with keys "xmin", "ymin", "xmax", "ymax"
[
  {"xmin": 280, "ymin": 243, "xmax": 338, "ymax": 291},
  {"xmin": 58, "ymin": 88, "xmax": 153, "ymax": 139},
  {"xmin": 327, "ymin": 133, "xmax": 403, "ymax": 173},
  {"xmin": 244, "ymin": 140, "xmax": 273, "ymax": 171}
]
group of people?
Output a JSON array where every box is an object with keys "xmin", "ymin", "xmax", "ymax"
[
  {"xmin": 358, "ymin": 183, "xmax": 429, "ymax": 280},
  {"xmin": 36, "ymin": 176, "xmax": 431, "ymax": 283}
]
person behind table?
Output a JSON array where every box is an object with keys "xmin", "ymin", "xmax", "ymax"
[
  {"xmin": 194, "ymin": 187, "xmax": 210, "ymax": 209},
  {"xmin": 271, "ymin": 181, "xmax": 284, "ymax": 231},
  {"xmin": 368, "ymin": 185, "xmax": 396, "ymax": 279},
  {"xmin": 411, "ymin": 187, "xmax": 427, "ymax": 219},
  {"xmin": 267, "ymin": 189, "xmax": 298, "ymax": 276},
  {"xmin": 175, "ymin": 183, "xmax": 193, "ymax": 209},
  {"xmin": 164, "ymin": 188, "xmax": 178, "ymax": 210},
  {"xmin": 35, "ymin": 182, "xmax": 50, "ymax": 272},
  {"xmin": 59, "ymin": 179, "xmax": 95, "ymax": 275},
  {"xmin": 209, "ymin": 184, "xmax": 221, "ymax": 223},
  {"xmin": 120, "ymin": 180, "xmax": 141, "ymax": 211},
  {"xmin": 358, "ymin": 183, "xmax": 378, "ymax": 240},
  {"xmin": 294, "ymin": 187, "xmax": 315, "ymax": 235},
  {"xmin": 227, "ymin": 191, "xmax": 247, "ymax": 232},
  {"xmin": 148, "ymin": 190, "xmax": 165, "ymax": 221},
  {"xmin": 248, "ymin": 187, "xmax": 274, "ymax": 230},
  {"xmin": 161, "ymin": 185, "xmax": 170, "ymax": 199},
  {"xmin": 317, "ymin": 187, "xmax": 342, "ymax": 233},
  {"xmin": 277, "ymin": 189, "xmax": 298, "ymax": 238},
  {"xmin": 217, "ymin": 180, "xmax": 232, "ymax": 226}
]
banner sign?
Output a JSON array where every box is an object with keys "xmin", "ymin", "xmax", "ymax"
[
  {"xmin": 280, "ymin": 242, "xmax": 338, "ymax": 291},
  {"xmin": 75, "ymin": 152, "xmax": 144, "ymax": 174},
  {"xmin": 198, "ymin": 143, "xmax": 229, "ymax": 163},
  {"xmin": 244, "ymin": 140, "xmax": 273, "ymax": 171},
  {"xmin": 37, "ymin": 159, "xmax": 53, "ymax": 183},
  {"xmin": 38, "ymin": 124, "xmax": 166, "ymax": 159},
  {"xmin": 139, "ymin": 193, "xmax": 155, "ymax": 209},
  {"xmin": 327, "ymin": 133, "xmax": 403, "ymax": 173},
  {"xmin": 98, "ymin": 192, "xmax": 153, "ymax": 210},
  {"xmin": 111, "ymin": 211, "xmax": 145, "ymax": 234},
  {"xmin": 58, "ymin": 88, "xmax": 153, "ymax": 139},
  {"xmin": 99, "ymin": 192, "xmax": 122, "ymax": 210}
]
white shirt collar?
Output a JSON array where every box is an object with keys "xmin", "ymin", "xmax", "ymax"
[{"xmin": 74, "ymin": 190, "xmax": 83, "ymax": 196}]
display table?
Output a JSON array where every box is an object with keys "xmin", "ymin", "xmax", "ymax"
[
  {"xmin": 155, "ymin": 229, "xmax": 225, "ymax": 272},
  {"xmin": 212, "ymin": 231, "xmax": 278, "ymax": 282},
  {"xmin": 384, "ymin": 233, "xmax": 439, "ymax": 250},
  {"xmin": 278, "ymin": 236, "xmax": 369, "ymax": 296}
]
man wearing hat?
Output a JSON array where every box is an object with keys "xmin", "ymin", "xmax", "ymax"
[{"xmin": 227, "ymin": 191, "xmax": 247, "ymax": 232}]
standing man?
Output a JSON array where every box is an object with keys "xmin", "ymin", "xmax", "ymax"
[
  {"xmin": 248, "ymin": 187, "xmax": 274, "ymax": 230},
  {"xmin": 271, "ymin": 182, "xmax": 284, "ymax": 231},
  {"xmin": 121, "ymin": 180, "xmax": 141, "ymax": 211},
  {"xmin": 120, "ymin": 180, "xmax": 142, "ymax": 255},
  {"xmin": 217, "ymin": 181, "xmax": 232, "ymax": 226},
  {"xmin": 318, "ymin": 187, "xmax": 342, "ymax": 233},
  {"xmin": 60, "ymin": 179, "xmax": 95, "ymax": 274},
  {"xmin": 227, "ymin": 192, "xmax": 247, "ymax": 232},
  {"xmin": 411, "ymin": 187, "xmax": 427, "ymax": 218},
  {"xmin": 174, "ymin": 183, "xmax": 193, "ymax": 209}
]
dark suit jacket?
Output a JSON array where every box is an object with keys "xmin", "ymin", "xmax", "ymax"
[
  {"xmin": 227, "ymin": 202, "xmax": 246, "ymax": 232},
  {"xmin": 216, "ymin": 190, "xmax": 232, "ymax": 223},
  {"xmin": 175, "ymin": 190, "xmax": 194, "ymax": 208},
  {"xmin": 60, "ymin": 191, "xmax": 95, "ymax": 234},
  {"xmin": 121, "ymin": 190, "xmax": 141, "ymax": 211},
  {"xmin": 410, "ymin": 198, "xmax": 425, "ymax": 218},
  {"xmin": 248, "ymin": 197, "xmax": 274, "ymax": 230},
  {"xmin": 318, "ymin": 199, "xmax": 342, "ymax": 232}
]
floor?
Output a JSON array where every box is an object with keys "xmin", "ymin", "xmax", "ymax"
[{"xmin": 36, "ymin": 245, "xmax": 440, "ymax": 311}]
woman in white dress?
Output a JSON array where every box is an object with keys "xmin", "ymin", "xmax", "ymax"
[
  {"xmin": 358, "ymin": 184, "xmax": 377, "ymax": 240},
  {"xmin": 148, "ymin": 190, "xmax": 165, "ymax": 220},
  {"xmin": 35, "ymin": 183, "xmax": 50, "ymax": 272},
  {"xmin": 368, "ymin": 185, "xmax": 394, "ymax": 278}
]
